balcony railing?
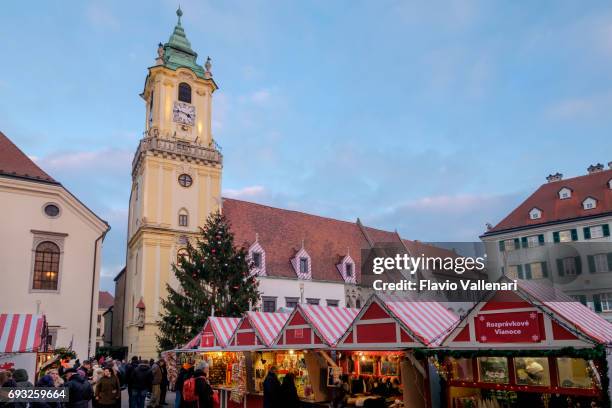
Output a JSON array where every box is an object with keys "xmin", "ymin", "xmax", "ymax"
[{"xmin": 133, "ymin": 133, "xmax": 222, "ymax": 169}]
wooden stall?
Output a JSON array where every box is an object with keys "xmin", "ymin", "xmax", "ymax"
[
  {"xmin": 0, "ymin": 314, "xmax": 47, "ymax": 382},
  {"xmin": 335, "ymin": 294, "xmax": 459, "ymax": 408},
  {"xmin": 439, "ymin": 281, "xmax": 612, "ymax": 408}
]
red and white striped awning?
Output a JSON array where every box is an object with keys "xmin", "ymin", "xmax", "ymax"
[
  {"xmin": 182, "ymin": 333, "xmax": 201, "ymax": 350},
  {"xmin": 246, "ymin": 312, "xmax": 290, "ymax": 346},
  {"xmin": 519, "ymin": 281, "xmax": 612, "ymax": 344},
  {"xmin": 208, "ymin": 317, "xmax": 241, "ymax": 348},
  {"xmin": 299, "ymin": 305, "xmax": 359, "ymax": 346},
  {"xmin": 0, "ymin": 314, "xmax": 45, "ymax": 353},
  {"xmin": 381, "ymin": 296, "xmax": 459, "ymax": 346}
]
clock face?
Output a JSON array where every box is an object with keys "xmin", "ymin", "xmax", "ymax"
[{"xmin": 173, "ymin": 101, "xmax": 195, "ymax": 126}]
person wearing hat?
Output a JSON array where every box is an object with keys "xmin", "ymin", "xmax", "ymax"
[
  {"xmin": 174, "ymin": 362, "xmax": 193, "ymax": 408},
  {"xmin": 64, "ymin": 368, "xmax": 93, "ymax": 408}
]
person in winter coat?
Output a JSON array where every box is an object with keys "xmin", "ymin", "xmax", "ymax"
[
  {"xmin": 64, "ymin": 368, "xmax": 94, "ymax": 408},
  {"xmin": 13, "ymin": 369, "xmax": 33, "ymax": 387},
  {"xmin": 280, "ymin": 372, "xmax": 300, "ymax": 408},
  {"xmin": 149, "ymin": 361, "xmax": 162, "ymax": 408},
  {"xmin": 34, "ymin": 375, "xmax": 59, "ymax": 408},
  {"xmin": 193, "ymin": 369, "xmax": 213, "ymax": 408},
  {"xmin": 263, "ymin": 366, "xmax": 281, "ymax": 408},
  {"xmin": 130, "ymin": 361, "xmax": 153, "ymax": 408},
  {"xmin": 95, "ymin": 368, "xmax": 121, "ymax": 408},
  {"xmin": 159, "ymin": 360, "xmax": 169, "ymax": 406},
  {"xmin": 126, "ymin": 356, "xmax": 140, "ymax": 408},
  {"xmin": 174, "ymin": 363, "xmax": 193, "ymax": 408}
]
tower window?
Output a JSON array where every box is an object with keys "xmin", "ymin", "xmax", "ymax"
[
  {"xmin": 345, "ymin": 263, "xmax": 353, "ymax": 277},
  {"xmin": 178, "ymin": 82, "xmax": 192, "ymax": 103},
  {"xmin": 299, "ymin": 257, "xmax": 309, "ymax": 274},
  {"xmin": 252, "ymin": 252, "xmax": 262, "ymax": 268},
  {"xmin": 33, "ymin": 241, "xmax": 60, "ymax": 290},
  {"xmin": 178, "ymin": 209, "xmax": 189, "ymax": 227},
  {"xmin": 43, "ymin": 204, "xmax": 60, "ymax": 218},
  {"xmin": 178, "ymin": 174, "xmax": 193, "ymax": 187}
]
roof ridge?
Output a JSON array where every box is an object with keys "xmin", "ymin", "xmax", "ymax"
[{"xmin": 0, "ymin": 131, "xmax": 58, "ymax": 184}]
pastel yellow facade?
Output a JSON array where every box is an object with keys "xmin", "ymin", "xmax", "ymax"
[{"xmin": 123, "ymin": 60, "xmax": 222, "ymax": 357}]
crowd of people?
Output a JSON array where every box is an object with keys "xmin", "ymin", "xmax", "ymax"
[{"xmin": 0, "ymin": 356, "xmax": 173, "ymax": 408}]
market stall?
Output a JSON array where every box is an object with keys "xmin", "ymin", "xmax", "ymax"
[
  {"xmin": 436, "ymin": 281, "xmax": 612, "ymax": 408},
  {"xmin": 335, "ymin": 294, "xmax": 459, "ymax": 408},
  {"xmin": 268, "ymin": 304, "xmax": 360, "ymax": 405},
  {"xmin": 0, "ymin": 314, "xmax": 47, "ymax": 382}
]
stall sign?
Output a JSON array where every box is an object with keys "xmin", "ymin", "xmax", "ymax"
[
  {"xmin": 475, "ymin": 311, "xmax": 542, "ymax": 343},
  {"xmin": 201, "ymin": 333, "xmax": 215, "ymax": 348},
  {"xmin": 0, "ymin": 353, "xmax": 37, "ymax": 381}
]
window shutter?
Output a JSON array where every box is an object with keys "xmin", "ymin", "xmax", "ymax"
[
  {"xmin": 593, "ymin": 294, "xmax": 602, "ymax": 313},
  {"xmin": 575, "ymin": 256, "xmax": 582, "ymax": 275},
  {"xmin": 524, "ymin": 263, "xmax": 532, "ymax": 280},
  {"xmin": 578, "ymin": 295, "xmax": 587, "ymax": 306},
  {"xmin": 553, "ymin": 231, "xmax": 560, "ymax": 243},
  {"xmin": 541, "ymin": 261, "xmax": 548, "ymax": 278},
  {"xmin": 556, "ymin": 258, "xmax": 564, "ymax": 277},
  {"xmin": 571, "ymin": 229, "xmax": 578, "ymax": 241},
  {"xmin": 499, "ymin": 241, "xmax": 505, "ymax": 252},
  {"xmin": 584, "ymin": 227, "xmax": 591, "ymax": 240},
  {"xmin": 603, "ymin": 224, "xmax": 610, "ymax": 237},
  {"xmin": 588, "ymin": 255, "xmax": 596, "ymax": 273},
  {"xmin": 538, "ymin": 234, "xmax": 545, "ymax": 245},
  {"xmin": 516, "ymin": 238, "xmax": 522, "ymax": 249},
  {"xmin": 607, "ymin": 253, "xmax": 612, "ymax": 272},
  {"xmin": 517, "ymin": 265, "xmax": 524, "ymax": 280}
]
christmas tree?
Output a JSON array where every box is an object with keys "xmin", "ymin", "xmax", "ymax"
[{"xmin": 157, "ymin": 211, "xmax": 260, "ymax": 352}]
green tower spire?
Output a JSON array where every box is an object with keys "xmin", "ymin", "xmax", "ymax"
[{"xmin": 160, "ymin": 7, "xmax": 207, "ymax": 78}]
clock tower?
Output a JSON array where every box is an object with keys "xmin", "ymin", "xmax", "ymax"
[{"xmin": 123, "ymin": 8, "xmax": 222, "ymax": 357}]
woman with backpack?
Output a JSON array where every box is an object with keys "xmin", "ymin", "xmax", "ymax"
[
  {"xmin": 194, "ymin": 370, "xmax": 214, "ymax": 408},
  {"xmin": 176, "ymin": 362, "xmax": 194, "ymax": 408}
]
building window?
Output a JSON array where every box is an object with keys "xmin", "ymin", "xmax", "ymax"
[
  {"xmin": 529, "ymin": 208, "xmax": 542, "ymax": 220},
  {"xmin": 572, "ymin": 295, "xmax": 587, "ymax": 306},
  {"xmin": 506, "ymin": 265, "xmax": 520, "ymax": 280},
  {"xmin": 560, "ymin": 257, "xmax": 578, "ymax": 276},
  {"xmin": 178, "ymin": 173, "xmax": 193, "ymax": 188},
  {"xmin": 96, "ymin": 328, "xmax": 101, "ymax": 337},
  {"xmin": 326, "ymin": 299, "xmax": 339, "ymax": 307},
  {"xmin": 299, "ymin": 258, "xmax": 309, "ymax": 274},
  {"xmin": 285, "ymin": 297, "xmax": 299, "ymax": 309},
  {"xmin": 97, "ymin": 315, "xmax": 101, "ymax": 323},
  {"xmin": 178, "ymin": 210, "xmax": 189, "ymax": 227},
  {"xmin": 33, "ymin": 241, "xmax": 60, "ymax": 290},
  {"xmin": 178, "ymin": 82, "xmax": 192, "ymax": 103},
  {"xmin": 306, "ymin": 298, "xmax": 320, "ymax": 306},
  {"xmin": 148, "ymin": 91, "xmax": 154, "ymax": 128},
  {"xmin": 43, "ymin": 204, "xmax": 60, "ymax": 218},
  {"xmin": 252, "ymin": 252, "xmax": 262, "ymax": 268},
  {"xmin": 599, "ymin": 293, "xmax": 612, "ymax": 312},
  {"xmin": 526, "ymin": 235, "xmax": 540, "ymax": 248},
  {"xmin": 558, "ymin": 230, "xmax": 573, "ymax": 242},
  {"xmin": 591, "ymin": 226, "xmax": 604, "ymax": 239},
  {"xmin": 501, "ymin": 239, "xmax": 517, "ymax": 252},
  {"xmin": 589, "ymin": 253, "xmax": 611, "ymax": 273},
  {"xmin": 558, "ymin": 187, "xmax": 572, "ymax": 199},
  {"xmin": 345, "ymin": 263, "xmax": 353, "ymax": 277},
  {"xmin": 526, "ymin": 262, "xmax": 547, "ymax": 280},
  {"xmin": 262, "ymin": 297, "xmax": 277, "ymax": 313},
  {"xmin": 582, "ymin": 197, "xmax": 597, "ymax": 210}
]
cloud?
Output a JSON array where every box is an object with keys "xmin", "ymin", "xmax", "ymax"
[
  {"xmin": 223, "ymin": 185, "xmax": 266, "ymax": 200},
  {"xmin": 35, "ymin": 148, "xmax": 132, "ymax": 172},
  {"xmin": 544, "ymin": 92, "xmax": 612, "ymax": 120},
  {"xmin": 86, "ymin": 3, "xmax": 120, "ymax": 31}
]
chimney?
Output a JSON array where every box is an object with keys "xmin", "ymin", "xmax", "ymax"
[
  {"xmin": 546, "ymin": 172, "xmax": 563, "ymax": 183},
  {"xmin": 587, "ymin": 163, "xmax": 604, "ymax": 174}
]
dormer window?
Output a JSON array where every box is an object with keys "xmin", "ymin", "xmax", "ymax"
[
  {"xmin": 582, "ymin": 197, "xmax": 597, "ymax": 210},
  {"xmin": 299, "ymin": 257, "xmax": 309, "ymax": 274},
  {"xmin": 178, "ymin": 82, "xmax": 191, "ymax": 103},
  {"xmin": 291, "ymin": 246, "xmax": 312, "ymax": 280},
  {"xmin": 252, "ymin": 252, "xmax": 262, "ymax": 268},
  {"xmin": 248, "ymin": 238, "xmax": 266, "ymax": 276},
  {"xmin": 608, "ymin": 179, "xmax": 612, "ymax": 190},
  {"xmin": 529, "ymin": 208, "xmax": 542, "ymax": 220},
  {"xmin": 336, "ymin": 254, "xmax": 356, "ymax": 283},
  {"xmin": 558, "ymin": 187, "xmax": 572, "ymax": 200}
]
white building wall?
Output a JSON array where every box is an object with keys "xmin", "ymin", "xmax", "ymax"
[
  {"xmin": 0, "ymin": 177, "xmax": 107, "ymax": 359},
  {"xmin": 256, "ymin": 276, "xmax": 349, "ymax": 309}
]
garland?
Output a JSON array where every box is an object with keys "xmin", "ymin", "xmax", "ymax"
[{"xmin": 413, "ymin": 345, "xmax": 609, "ymax": 408}]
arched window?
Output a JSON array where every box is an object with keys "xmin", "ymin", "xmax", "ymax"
[
  {"xmin": 33, "ymin": 241, "xmax": 60, "ymax": 290},
  {"xmin": 178, "ymin": 83, "xmax": 191, "ymax": 103},
  {"xmin": 178, "ymin": 209, "xmax": 189, "ymax": 227}
]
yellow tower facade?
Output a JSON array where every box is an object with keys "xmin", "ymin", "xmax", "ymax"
[{"xmin": 124, "ymin": 8, "xmax": 222, "ymax": 357}]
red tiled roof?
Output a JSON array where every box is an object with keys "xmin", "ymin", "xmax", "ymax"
[
  {"xmin": 0, "ymin": 131, "xmax": 57, "ymax": 184},
  {"xmin": 222, "ymin": 198, "xmax": 405, "ymax": 283},
  {"xmin": 98, "ymin": 291, "xmax": 114, "ymax": 309},
  {"xmin": 486, "ymin": 169, "xmax": 612, "ymax": 234}
]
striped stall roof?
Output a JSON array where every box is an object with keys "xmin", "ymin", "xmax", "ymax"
[
  {"xmin": 182, "ymin": 333, "xmax": 201, "ymax": 350},
  {"xmin": 0, "ymin": 314, "xmax": 45, "ymax": 353},
  {"xmin": 300, "ymin": 305, "xmax": 359, "ymax": 345},
  {"xmin": 518, "ymin": 280, "xmax": 612, "ymax": 344},
  {"xmin": 247, "ymin": 312, "xmax": 291, "ymax": 346},
  {"xmin": 381, "ymin": 295, "xmax": 460, "ymax": 346},
  {"xmin": 209, "ymin": 317, "xmax": 241, "ymax": 348}
]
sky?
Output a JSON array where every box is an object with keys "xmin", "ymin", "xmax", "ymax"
[{"xmin": 2, "ymin": 1, "xmax": 612, "ymax": 293}]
